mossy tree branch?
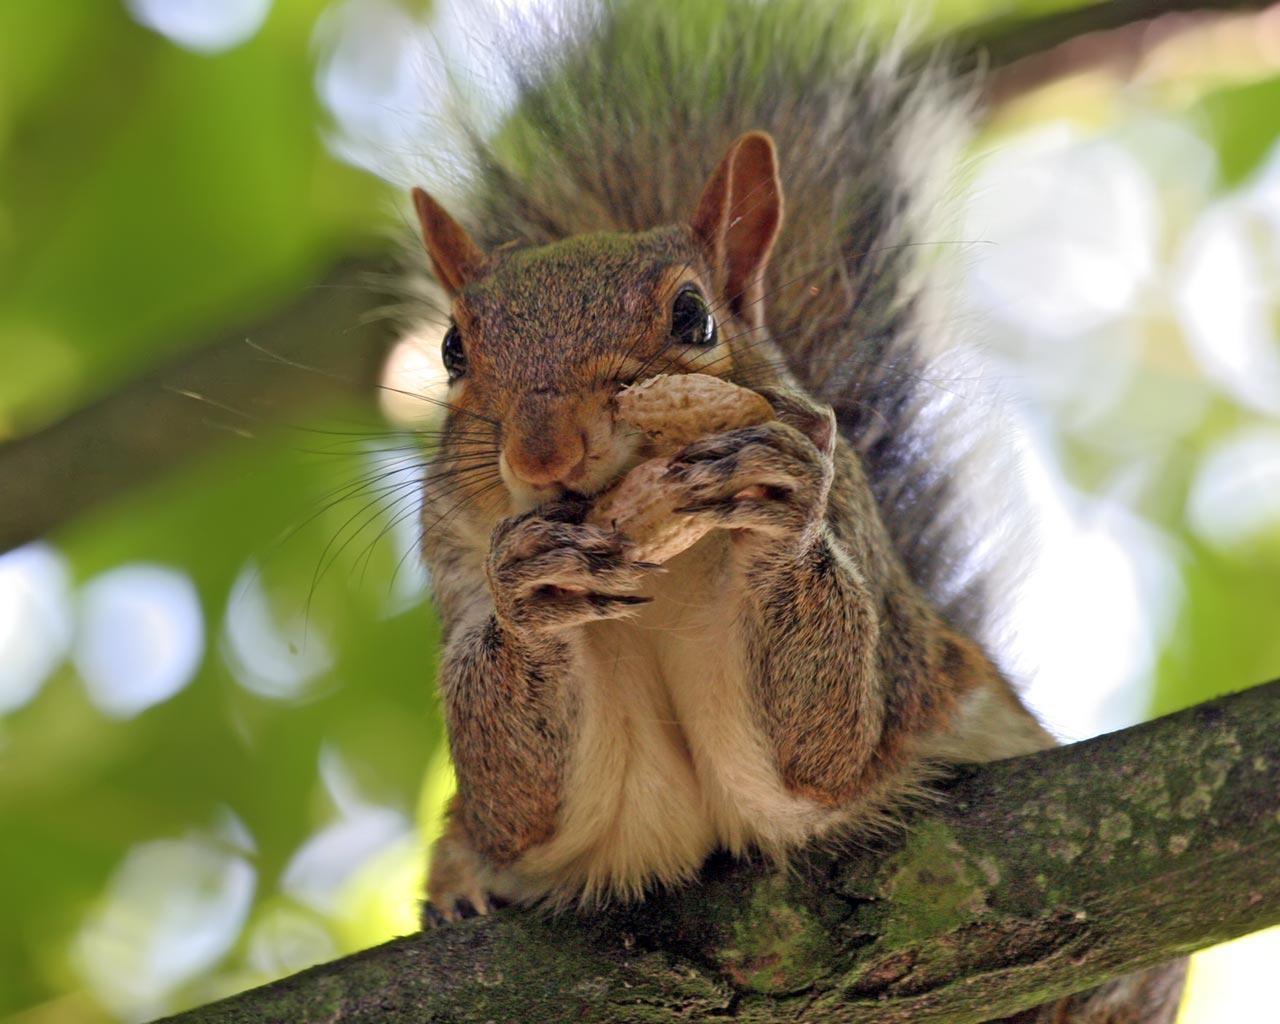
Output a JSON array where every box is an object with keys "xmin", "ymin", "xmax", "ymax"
[{"xmin": 155, "ymin": 679, "xmax": 1279, "ymax": 1024}]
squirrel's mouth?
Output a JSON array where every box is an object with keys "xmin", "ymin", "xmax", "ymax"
[{"xmin": 500, "ymin": 432, "xmax": 646, "ymax": 514}]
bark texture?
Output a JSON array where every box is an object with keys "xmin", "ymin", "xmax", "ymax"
[{"xmin": 156, "ymin": 679, "xmax": 1279, "ymax": 1024}]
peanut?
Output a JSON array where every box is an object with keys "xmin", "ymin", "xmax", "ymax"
[
  {"xmin": 614, "ymin": 373, "xmax": 774, "ymax": 451},
  {"xmin": 589, "ymin": 374, "xmax": 774, "ymax": 563}
]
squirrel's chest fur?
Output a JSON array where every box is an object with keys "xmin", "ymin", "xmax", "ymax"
[{"xmin": 510, "ymin": 533, "xmax": 831, "ymax": 902}]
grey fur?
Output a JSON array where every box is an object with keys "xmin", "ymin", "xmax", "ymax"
[{"xmin": 421, "ymin": 0, "xmax": 1012, "ymax": 646}]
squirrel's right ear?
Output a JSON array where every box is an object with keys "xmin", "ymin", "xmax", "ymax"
[
  {"xmin": 411, "ymin": 187, "xmax": 486, "ymax": 296},
  {"xmin": 691, "ymin": 131, "xmax": 784, "ymax": 328}
]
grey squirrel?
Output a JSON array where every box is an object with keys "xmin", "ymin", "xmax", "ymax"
[{"xmin": 405, "ymin": 1, "xmax": 1186, "ymax": 1019}]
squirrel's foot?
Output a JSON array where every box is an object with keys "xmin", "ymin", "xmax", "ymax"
[
  {"xmin": 423, "ymin": 823, "xmax": 511, "ymax": 928},
  {"xmin": 422, "ymin": 892, "xmax": 510, "ymax": 927},
  {"xmin": 663, "ymin": 406, "xmax": 835, "ymax": 545},
  {"xmin": 487, "ymin": 503, "xmax": 661, "ymax": 632}
]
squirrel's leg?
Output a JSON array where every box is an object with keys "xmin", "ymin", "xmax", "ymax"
[
  {"xmin": 664, "ymin": 400, "xmax": 1188, "ymax": 1021},
  {"xmin": 423, "ymin": 795, "xmax": 503, "ymax": 925},
  {"xmin": 662, "ymin": 393, "xmax": 913, "ymax": 802},
  {"xmin": 423, "ymin": 505, "xmax": 655, "ymax": 924}
]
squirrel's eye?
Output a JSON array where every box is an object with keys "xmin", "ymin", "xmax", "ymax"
[
  {"xmin": 442, "ymin": 325, "xmax": 467, "ymax": 381},
  {"xmin": 671, "ymin": 287, "xmax": 716, "ymax": 346}
]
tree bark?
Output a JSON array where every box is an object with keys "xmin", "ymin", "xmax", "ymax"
[{"xmin": 154, "ymin": 678, "xmax": 1279, "ymax": 1024}]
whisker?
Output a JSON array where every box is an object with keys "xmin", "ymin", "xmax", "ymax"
[
  {"xmin": 429, "ymin": 476, "xmax": 506, "ymax": 531},
  {"xmin": 373, "ymin": 383, "xmax": 500, "ymax": 426},
  {"xmin": 354, "ymin": 489, "xmax": 427, "ymax": 587},
  {"xmin": 306, "ymin": 476, "xmax": 429, "ymax": 616}
]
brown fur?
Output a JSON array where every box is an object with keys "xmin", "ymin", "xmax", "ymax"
[
  {"xmin": 404, "ymin": 6, "xmax": 1187, "ymax": 1014},
  {"xmin": 412, "ymin": 134, "xmax": 1051, "ymax": 913}
]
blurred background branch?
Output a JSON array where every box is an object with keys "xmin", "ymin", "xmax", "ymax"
[
  {"xmin": 0, "ymin": 259, "xmax": 397, "ymax": 555},
  {"xmin": 957, "ymin": 0, "xmax": 1276, "ymax": 72},
  {"xmin": 966, "ymin": 1, "xmax": 1280, "ymax": 102}
]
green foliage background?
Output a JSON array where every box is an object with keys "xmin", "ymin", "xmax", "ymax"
[{"xmin": 0, "ymin": 2, "xmax": 1276, "ymax": 1021}]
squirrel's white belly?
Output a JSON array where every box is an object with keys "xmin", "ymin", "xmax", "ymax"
[{"xmin": 511, "ymin": 535, "xmax": 830, "ymax": 903}]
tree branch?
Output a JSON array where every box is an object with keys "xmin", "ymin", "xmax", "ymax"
[
  {"xmin": 951, "ymin": 1, "xmax": 1278, "ymax": 102},
  {"xmin": 953, "ymin": 0, "xmax": 1273, "ymax": 71},
  {"xmin": 155, "ymin": 679, "xmax": 1279, "ymax": 1024},
  {"xmin": 0, "ymin": 258, "xmax": 399, "ymax": 555}
]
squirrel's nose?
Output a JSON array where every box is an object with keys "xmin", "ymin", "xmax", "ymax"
[{"xmin": 504, "ymin": 429, "xmax": 588, "ymax": 488}]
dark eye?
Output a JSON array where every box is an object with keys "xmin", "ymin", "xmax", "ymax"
[
  {"xmin": 442, "ymin": 324, "xmax": 467, "ymax": 380},
  {"xmin": 671, "ymin": 286, "xmax": 716, "ymax": 346}
]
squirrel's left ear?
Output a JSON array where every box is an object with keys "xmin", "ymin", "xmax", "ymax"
[
  {"xmin": 690, "ymin": 131, "xmax": 784, "ymax": 328},
  {"xmin": 411, "ymin": 187, "xmax": 486, "ymax": 297}
]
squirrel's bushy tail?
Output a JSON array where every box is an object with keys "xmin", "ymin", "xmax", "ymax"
[{"xmin": 431, "ymin": 0, "xmax": 1020, "ymax": 645}]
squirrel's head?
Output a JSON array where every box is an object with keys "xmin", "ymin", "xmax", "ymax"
[{"xmin": 411, "ymin": 131, "xmax": 784, "ymax": 516}]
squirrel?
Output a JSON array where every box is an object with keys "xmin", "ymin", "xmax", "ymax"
[{"xmin": 403, "ymin": 1, "xmax": 1186, "ymax": 1019}]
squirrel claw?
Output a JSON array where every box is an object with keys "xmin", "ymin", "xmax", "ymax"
[
  {"xmin": 661, "ymin": 420, "xmax": 832, "ymax": 541},
  {"xmin": 422, "ymin": 892, "xmax": 507, "ymax": 928}
]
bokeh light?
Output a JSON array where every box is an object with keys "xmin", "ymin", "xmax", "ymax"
[
  {"xmin": 74, "ymin": 564, "xmax": 205, "ymax": 719},
  {"xmin": 222, "ymin": 562, "xmax": 333, "ymax": 702},
  {"xmin": 1175, "ymin": 150, "xmax": 1280, "ymax": 417},
  {"xmin": 280, "ymin": 748, "xmax": 414, "ymax": 914},
  {"xmin": 126, "ymin": 0, "xmax": 273, "ymax": 54},
  {"xmin": 71, "ymin": 828, "xmax": 256, "ymax": 1020},
  {"xmin": 1187, "ymin": 426, "xmax": 1280, "ymax": 554},
  {"xmin": 966, "ymin": 124, "xmax": 1159, "ymax": 341},
  {"xmin": 0, "ymin": 543, "xmax": 73, "ymax": 716}
]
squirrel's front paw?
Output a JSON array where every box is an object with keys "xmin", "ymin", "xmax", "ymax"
[
  {"xmin": 664, "ymin": 394, "xmax": 836, "ymax": 547},
  {"xmin": 487, "ymin": 505, "xmax": 659, "ymax": 632}
]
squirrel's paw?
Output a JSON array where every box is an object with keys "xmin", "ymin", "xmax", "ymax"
[
  {"xmin": 423, "ymin": 892, "xmax": 510, "ymax": 928},
  {"xmin": 487, "ymin": 507, "xmax": 660, "ymax": 632},
  {"xmin": 663, "ymin": 406, "xmax": 835, "ymax": 544},
  {"xmin": 423, "ymin": 829, "xmax": 509, "ymax": 928}
]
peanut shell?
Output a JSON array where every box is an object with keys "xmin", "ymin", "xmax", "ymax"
[
  {"xmin": 614, "ymin": 373, "xmax": 774, "ymax": 452},
  {"xmin": 588, "ymin": 374, "xmax": 775, "ymax": 562}
]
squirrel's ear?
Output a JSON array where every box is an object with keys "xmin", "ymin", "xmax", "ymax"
[
  {"xmin": 411, "ymin": 187, "xmax": 486, "ymax": 296},
  {"xmin": 690, "ymin": 131, "xmax": 784, "ymax": 327}
]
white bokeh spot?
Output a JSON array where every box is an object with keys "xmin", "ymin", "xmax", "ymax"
[
  {"xmin": 1174, "ymin": 144, "xmax": 1280, "ymax": 417},
  {"xmin": 314, "ymin": 0, "xmax": 562, "ymax": 184},
  {"xmin": 72, "ymin": 832, "xmax": 256, "ymax": 1020},
  {"xmin": 126, "ymin": 0, "xmax": 272, "ymax": 54},
  {"xmin": 74, "ymin": 564, "xmax": 205, "ymax": 719},
  {"xmin": 245, "ymin": 904, "xmax": 336, "ymax": 979},
  {"xmin": 0, "ymin": 543, "xmax": 73, "ymax": 715},
  {"xmin": 1188, "ymin": 426, "xmax": 1280, "ymax": 553},
  {"xmin": 379, "ymin": 326, "xmax": 449, "ymax": 428},
  {"xmin": 281, "ymin": 747, "xmax": 414, "ymax": 915},
  {"xmin": 1004, "ymin": 420, "xmax": 1180, "ymax": 741},
  {"xmin": 222, "ymin": 562, "xmax": 333, "ymax": 701},
  {"xmin": 966, "ymin": 124, "xmax": 1159, "ymax": 340}
]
